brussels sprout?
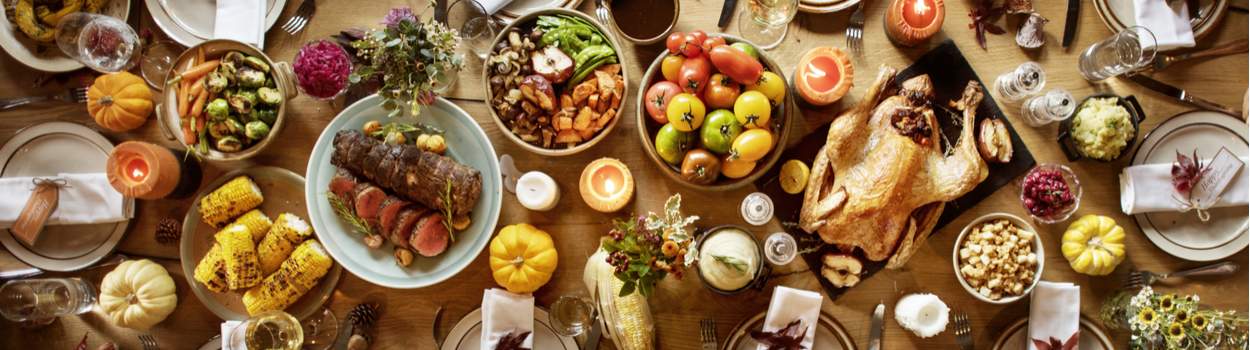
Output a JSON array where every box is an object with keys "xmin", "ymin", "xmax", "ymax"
[
  {"xmin": 252, "ymin": 109, "xmax": 277, "ymax": 125},
  {"xmin": 206, "ymin": 98, "xmax": 230, "ymax": 120},
  {"xmin": 218, "ymin": 61, "xmax": 238, "ymax": 83},
  {"xmin": 242, "ymin": 56, "xmax": 271, "ymax": 73},
  {"xmin": 237, "ymin": 67, "xmax": 266, "ymax": 88},
  {"xmin": 205, "ymin": 71, "xmax": 229, "ymax": 93},
  {"xmin": 224, "ymin": 117, "xmax": 245, "ymax": 134},
  {"xmin": 257, "ymin": 87, "xmax": 282, "ymax": 105},
  {"xmin": 223, "ymin": 51, "xmax": 246, "ymax": 65},
  {"xmin": 215, "ymin": 136, "xmax": 243, "ymax": 152},
  {"xmin": 244, "ymin": 121, "xmax": 271, "ymax": 140},
  {"xmin": 229, "ymin": 90, "xmax": 258, "ymax": 114},
  {"xmin": 208, "ymin": 121, "xmax": 231, "ymax": 139}
]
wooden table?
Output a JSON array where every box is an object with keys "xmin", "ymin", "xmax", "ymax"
[{"xmin": 1, "ymin": 0, "xmax": 1247, "ymax": 349}]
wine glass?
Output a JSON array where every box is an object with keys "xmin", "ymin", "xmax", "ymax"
[
  {"xmin": 447, "ymin": 0, "xmax": 501, "ymax": 59},
  {"xmin": 140, "ymin": 40, "xmax": 185, "ymax": 89},
  {"xmin": 227, "ymin": 310, "xmax": 304, "ymax": 350},
  {"xmin": 54, "ymin": 12, "xmax": 142, "ymax": 73},
  {"xmin": 301, "ymin": 307, "xmax": 339, "ymax": 350},
  {"xmin": 737, "ymin": 0, "xmax": 800, "ymax": 50},
  {"xmin": 548, "ymin": 295, "xmax": 596, "ymax": 337}
]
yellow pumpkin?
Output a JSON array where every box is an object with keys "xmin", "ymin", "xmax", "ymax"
[
  {"xmin": 88, "ymin": 72, "xmax": 154, "ymax": 132},
  {"xmin": 1061, "ymin": 215, "xmax": 1126, "ymax": 276},
  {"xmin": 99, "ymin": 259, "xmax": 177, "ymax": 330},
  {"xmin": 489, "ymin": 224, "xmax": 558, "ymax": 293}
]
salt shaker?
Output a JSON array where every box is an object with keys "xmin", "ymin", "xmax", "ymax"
[
  {"xmin": 994, "ymin": 62, "xmax": 1046, "ymax": 102},
  {"xmin": 1021, "ymin": 89, "xmax": 1076, "ymax": 127}
]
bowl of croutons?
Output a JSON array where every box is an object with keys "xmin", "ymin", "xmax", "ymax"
[
  {"xmin": 482, "ymin": 9, "xmax": 628, "ymax": 156},
  {"xmin": 952, "ymin": 213, "xmax": 1045, "ymax": 304}
]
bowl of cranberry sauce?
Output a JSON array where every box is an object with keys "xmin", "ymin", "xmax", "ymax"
[{"xmin": 1019, "ymin": 163, "xmax": 1082, "ymax": 224}]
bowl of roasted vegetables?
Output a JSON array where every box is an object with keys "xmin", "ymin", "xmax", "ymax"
[
  {"xmin": 160, "ymin": 39, "xmax": 297, "ymax": 161},
  {"xmin": 483, "ymin": 9, "xmax": 628, "ymax": 156}
]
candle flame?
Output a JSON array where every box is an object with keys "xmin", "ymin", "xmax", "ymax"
[
  {"xmin": 603, "ymin": 178, "xmax": 617, "ymax": 194},
  {"xmin": 913, "ymin": 0, "xmax": 930, "ymax": 16}
]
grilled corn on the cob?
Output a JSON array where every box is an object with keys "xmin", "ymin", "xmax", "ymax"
[
  {"xmin": 193, "ymin": 212, "xmax": 273, "ymax": 292},
  {"xmin": 233, "ymin": 209, "xmax": 273, "ymax": 242},
  {"xmin": 200, "ymin": 176, "xmax": 264, "ymax": 228},
  {"xmin": 257, "ymin": 213, "xmax": 312, "ymax": 275},
  {"xmin": 216, "ymin": 224, "xmax": 262, "ymax": 290},
  {"xmin": 243, "ymin": 240, "xmax": 333, "ymax": 315}
]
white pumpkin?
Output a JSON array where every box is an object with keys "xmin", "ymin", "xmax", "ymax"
[{"xmin": 99, "ymin": 259, "xmax": 177, "ymax": 330}]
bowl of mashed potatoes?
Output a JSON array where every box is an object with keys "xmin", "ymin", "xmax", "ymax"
[
  {"xmin": 696, "ymin": 226, "xmax": 769, "ymax": 295},
  {"xmin": 1058, "ymin": 94, "xmax": 1145, "ymax": 162}
]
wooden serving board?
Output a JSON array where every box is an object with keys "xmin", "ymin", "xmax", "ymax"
[{"xmin": 755, "ymin": 40, "xmax": 1037, "ymax": 301}]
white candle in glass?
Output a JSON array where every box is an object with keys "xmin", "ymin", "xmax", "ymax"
[{"xmin": 516, "ymin": 171, "xmax": 559, "ymax": 211}]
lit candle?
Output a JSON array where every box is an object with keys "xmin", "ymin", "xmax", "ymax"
[
  {"xmin": 106, "ymin": 141, "xmax": 201, "ymax": 200},
  {"xmin": 885, "ymin": 0, "xmax": 945, "ymax": 47},
  {"xmin": 516, "ymin": 171, "xmax": 560, "ymax": 211},
  {"xmin": 579, "ymin": 158, "xmax": 634, "ymax": 213}
]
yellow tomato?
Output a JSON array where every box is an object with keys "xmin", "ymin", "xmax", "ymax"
[
  {"xmin": 734, "ymin": 90, "xmax": 772, "ymax": 129},
  {"xmin": 730, "ymin": 128, "xmax": 773, "ymax": 162},
  {"xmin": 747, "ymin": 71, "xmax": 786, "ymax": 106},
  {"xmin": 661, "ymin": 55, "xmax": 685, "ymax": 83},
  {"xmin": 721, "ymin": 155, "xmax": 757, "ymax": 179},
  {"xmin": 667, "ymin": 93, "xmax": 706, "ymax": 132}
]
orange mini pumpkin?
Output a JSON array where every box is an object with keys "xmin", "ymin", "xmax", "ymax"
[
  {"xmin": 88, "ymin": 72, "xmax": 154, "ymax": 132},
  {"xmin": 794, "ymin": 47, "xmax": 853, "ymax": 106}
]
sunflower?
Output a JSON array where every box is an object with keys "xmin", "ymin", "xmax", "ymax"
[
  {"xmin": 1139, "ymin": 307, "xmax": 1158, "ymax": 325},
  {"xmin": 1160, "ymin": 294, "xmax": 1176, "ymax": 311},
  {"xmin": 1191, "ymin": 314, "xmax": 1209, "ymax": 329},
  {"xmin": 1167, "ymin": 322, "xmax": 1186, "ymax": 342},
  {"xmin": 1176, "ymin": 310, "xmax": 1190, "ymax": 323}
]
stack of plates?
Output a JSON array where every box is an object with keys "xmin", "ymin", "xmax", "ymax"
[
  {"xmin": 799, "ymin": 0, "xmax": 860, "ymax": 14},
  {"xmin": 496, "ymin": 0, "xmax": 585, "ymax": 21},
  {"xmin": 0, "ymin": 0, "xmax": 131, "ymax": 72},
  {"xmin": 144, "ymin": 0, "xmax": 286, "ymax": 47},
  {"xmin": 1092, "ymin": 0, "xmax": 1229, "ymax": 44}
]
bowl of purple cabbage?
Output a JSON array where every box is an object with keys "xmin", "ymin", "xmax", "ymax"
[{"xmin": 293, "ymin": 40, "xmax": 352, "ymax": 100}]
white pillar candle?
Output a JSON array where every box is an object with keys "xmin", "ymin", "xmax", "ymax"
[{"xmin": 516, "ymin": 171, "xmax": 559, "ymax": 211}]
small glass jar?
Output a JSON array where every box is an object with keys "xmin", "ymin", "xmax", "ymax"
[
  {"xmin": 994, "ymin": 62, "xmax": 1045, "ymax": 102},
  {"xmin": 1020, "ymin": 164, "xmax": 1082, "ymax": 224},
  {"xmin": 1021, "ymin": 89, "xmax": 1076, "ymax": 127}
]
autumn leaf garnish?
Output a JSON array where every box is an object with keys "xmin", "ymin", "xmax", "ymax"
[
  {"xmin": 968, "ymin": 0, "xmax": 1007, "ymax": 49},
  {"xmin": 495, "ymin": 331, "xmax": 532, "ymax": 350},
  {"xmin": 1172, "ymin": 149, "xmax": 1212, "ymax": 197},
  {"xmin": 749, "ymin": 319, "xmax": 808, "ymax": 350},
  {"xmin": 1031, "ymin": 331, "xmax": 1079, "ymax": 350}
]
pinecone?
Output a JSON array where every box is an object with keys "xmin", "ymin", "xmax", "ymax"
[
  {"xmin": 347, "ymin": 302, "xmax": 380, "ymax": 331},
  {"xmin": 155, "ymin": 218, "xmax": 180, "ymax": 245}
]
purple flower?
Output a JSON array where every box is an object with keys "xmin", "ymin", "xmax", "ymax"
[{"xmin": 382, "ymin": 7, "xmax": 417, "ymax": 28}]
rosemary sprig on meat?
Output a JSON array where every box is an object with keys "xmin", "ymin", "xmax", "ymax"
[
  {"xmin": 328, "ymin": 192, "xmax": 377, "ymax": 237},
  {"xmin": 441, "ymin": 179, "xmax": 457, "ymax": 243}
]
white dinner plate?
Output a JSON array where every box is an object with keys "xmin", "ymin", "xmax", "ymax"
[
  {"xmin": 722, "ymin": 310, "xmax": 857, "ymax": 350},
  {"xmin": 1093, "ymin": 0, "xmax": 1229, "ymax": 44},
  {"xmin": 497, "ymin": 0, "xmax": 584, "ymax": 21},
  {"xmin": 0, "ymin": 0, "xmax": 131, "ymax": 72},
  {"xmin": 799, "ymin": 0, "xmax": 860, "ymax": 14},
  {"xmin": 0, "ymin": 122, "xmax": 132, "ymax": 272},
  {"xmin": 440, "ymin": 307, "xmax": 579, "ymax": 350},
  {"xmin": 992, "ymin": 316, "xmax": 1115, "ymax": 350},
  {"xmin": 144, "ymin": 0, "xmax": 285, "ymax": 47},
  {"xmin": 1130, "ymin": 110, "xmax": 1248, "ymax": 261}
]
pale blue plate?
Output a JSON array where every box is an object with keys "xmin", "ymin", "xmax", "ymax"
[{"xmin": 304, "ymin": 95, "xmax": 502, "ymax": 289}]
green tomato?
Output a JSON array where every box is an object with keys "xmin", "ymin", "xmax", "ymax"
[
  {"xmin": 731, "ymin": 42, "xmax": 759, "ymax": 60},
  {"xmin": 700, "ymin": 109, "xmax": 741, "ymax": 155},
  {"xmin": 655, "ymin": 123, "xmax": 694, "ymax": 165}
]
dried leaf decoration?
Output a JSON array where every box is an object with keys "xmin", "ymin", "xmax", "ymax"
[
  {"xmin": 968, "ymin": 0, "xmax": 1007, "ymax": 49},
  {"xmin": 1031, "ymin": 331, "xmax": 1079, "ymax": 350},
  {"xmin": 495, "ymin": 331, "xmax": 532, "ymax": 350},
  {"xmin": 1172, "ymin": 149, "xmax": 1212, "ymax": 197},
  {"xmin": 749, "ymin": 319, "xmax": 808, "ymax": 350}
]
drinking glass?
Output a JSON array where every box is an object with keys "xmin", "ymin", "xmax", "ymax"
[
  {"xmin": 1079, "ymin": 26, "xmax": 1157, "ymax": 82},
  {"xmin": 548, "ymin": 295, "xmax": 596, "ymax": 337},
  {"xmin": 737, "ymin": 0, "xmax": 800, "ymax": 50},
  {"xmin": 448, "ymin": 0, "xmax": 501, "ymax": 59},
  {"xmin": 140, "ymin": 40, "xmax": 186, "ymax": 89},
  {"xmin": 54, "ymin": 12, "xmax": 142, "ymax": 73},
  {"xmin": 1020, "ymin": 89, "xmax": 1076, "ymax": 127},
  {"xmin": 993, "ymin": 62, "xmax": 1045, "ymax": 103},
  {"xmin": 763, "ymin": 231, "xmax": 797, "ymax": 266},
  {"xmin": 0, "ymin": 278, "xmax": 96, "ymax": 325},
  {"xmin": 228, "ymin": 310, "xmax": 304, "ymax": 350},
  {"xmin": 301, "ymin": 307, "xmax": 339, "ymax": 350}
]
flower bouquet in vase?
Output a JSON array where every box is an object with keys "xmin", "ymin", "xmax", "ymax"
[
  {"xmin": 1100, "ymin": 286, "xmax": 1248, "ymax": 349},
  {"xmin": 346, "ymin": 7, "xmax": 464, "ymax": 117}
]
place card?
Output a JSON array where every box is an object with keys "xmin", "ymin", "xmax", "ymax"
[{"xmin": 1191, "ymin": 147, "xmax": 1245, "ymax": 209}]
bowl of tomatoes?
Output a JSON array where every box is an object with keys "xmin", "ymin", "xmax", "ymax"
[{"xmin": 636, "ymin": 32, "xmax": 793, "ymax": 191}]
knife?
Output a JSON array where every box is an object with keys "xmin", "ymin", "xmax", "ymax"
[
  {"xmin": 1062, "ymin": 0, "xmax": 1080, "ymax": 47},
  {"xmin": 868, "ymin": 303, "xmax": 884, "ymax": 350},
  {"xmin": 718, "ymin": 0, "xmax": 738, "ymax": 28},
  {"xmin": 1127, "ymin": 74, "xmax": 1242, "ymax": 116}
]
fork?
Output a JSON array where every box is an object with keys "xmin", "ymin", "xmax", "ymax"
[
  {"xmin": 0, "ymin": 87, "xmax": 88, "ymax": 111},
  {"xmin": 845, "ymin": 1, "xmax": 866, "ymax": 54},
  {"xmin": 594, "ymin": 0, "xmax": 612, "ymax": 27},
  {"xmin": 138, "ymin": 334, "xmax": 160, "ymax": 350},
  {"xmin": 700, "ymin": 319, "xmax": 717, "ymax": 350},
  {"xmin": 1125, "ymin": 261, "xmax": 1239, "ymax": 290},
  {"xmin": 953, "ymin": 312, "xmax": 972, "ymax": 350},
  {"xmin": 280, "ymin": 0, "xmax": 317, "ymax": 35}
]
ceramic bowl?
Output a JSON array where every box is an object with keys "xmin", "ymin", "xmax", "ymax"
[
  {"xmin": 1057, "ymin": 94, "xmax": 1145, "ymax": 162},
  {"xmin": 952, "ymin": 213, "xmax": 1045, "ymax": 304}
]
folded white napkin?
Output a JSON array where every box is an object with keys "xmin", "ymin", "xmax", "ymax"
[
  {"xmin": 1120, "ymin": 158, "xmax": 1249, "ymax": 214},
  {"xmin": 478, "ymin": 0, "xmax": 515, "ymax": 15},
  {"xmin": 1134, "ymin": 0, "xmax": 1195, "ymax": 50},
  {"xmin": 0, "ymin": 173, "xmax": 132, "ymax": 230},
  {"xmin": 215, "ymin": 0, "xmax": 266, "ymax": 49},
  {"xmin": 481, "ymin": 288, "xmax": 533, "ymax": 349},
  {"xmin": 221, "ymin": 320, "xmax": 243, "ymax": 350},
  {"xmin": 1028, "ymin": 282, "xmax": 1080, "ymax": 350},
  {"xmin": 758, "ymin": 286, "xmax": 821, "ymax": 350}
]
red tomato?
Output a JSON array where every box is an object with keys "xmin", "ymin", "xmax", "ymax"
[
  {"xmin": 680, "ymin": 33, "xmax": 703, "ymax": 57},
  {"xmin": 708, "ymin": 45, "xmax": 764, "ymax": 85},
  {"xmin": 688, "ymin": 31, "xmax": 709, "ymax": 46},
  {"xmin": 701, "ymin": 37, "xmax": 727, "ymax": 53},
  {"xmin": 678, "ymin": 55, "xmax": 712, "ymax": 95},
  {"xmin": 704, "ymin": 73, "xmax": 741, "ymax": 109},
  {"xmin": 666, "ymin": 32, "xmax": 685, "ymax": 54},
  {"xmin": 644, "ymin": 81, "xmax": 682, "ymax": 124}
]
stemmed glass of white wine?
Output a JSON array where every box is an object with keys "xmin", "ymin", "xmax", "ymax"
[
  {"xmin": 229, "ymin": 310, "xmax": 304, "ymax": 350},
  {"xmin": 737, "ymin": 0, "xmax": 800, "ymax": 50}
]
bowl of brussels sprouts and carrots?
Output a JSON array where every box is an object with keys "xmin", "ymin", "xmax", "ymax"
[{"xmin": 159, "ymin": 39, "xmax": 297, "ymax": 161}]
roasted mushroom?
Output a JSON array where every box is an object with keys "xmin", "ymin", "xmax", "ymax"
[{"xmin": 519, "ymin": 75, "xmax": 556, "ymax": 113}]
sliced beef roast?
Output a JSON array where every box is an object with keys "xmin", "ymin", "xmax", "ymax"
[
  {"xmin": 378, "ymin": 197, "xmax": 411, "ymax": 235},
  {"xmin": 410, "ymin": 213, "xmax": 449, "ymax": 257}
]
